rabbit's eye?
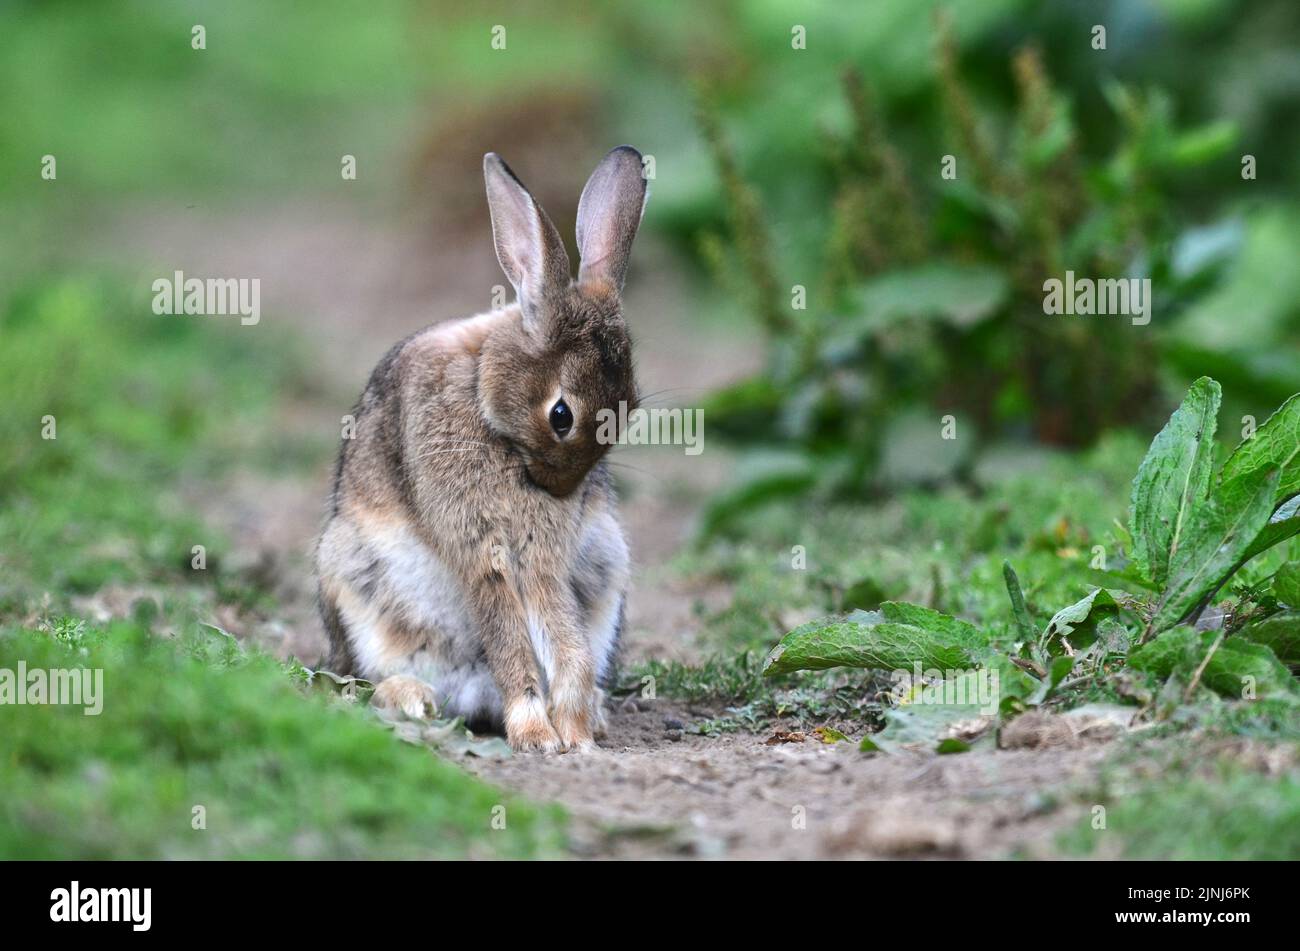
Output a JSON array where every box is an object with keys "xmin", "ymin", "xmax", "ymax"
[{"xmin": 549, "ymin": 399, "xmax": 573, "ymax": 437}]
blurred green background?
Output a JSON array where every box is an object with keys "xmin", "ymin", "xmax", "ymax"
[
  {"xmin": 4, "ymin": 0, "xmax": 1297, "ymax": 468},
  {"xmin": 1, "ymin": 0, "xmax": 1298, "ymax": 859}
]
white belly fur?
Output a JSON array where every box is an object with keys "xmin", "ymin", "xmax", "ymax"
[{"xmin": 328, "ymin": 515, "xmax": 626, "ymax": 726}]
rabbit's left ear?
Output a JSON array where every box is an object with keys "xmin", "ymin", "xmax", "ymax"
[
  {"xmin": 576, "ymin": 146, "xmax": 649, "ymax": 291},
  {"xmin": 484, "ymin": 152, "xmax": 571, "ymax": 334}
]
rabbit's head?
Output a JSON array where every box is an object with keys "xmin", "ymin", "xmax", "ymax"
[{"xmin": 478, "ymin": 147, "xmax": 648, "ymax": 497}]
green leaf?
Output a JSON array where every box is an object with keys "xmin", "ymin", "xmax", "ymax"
[
  {"xmin": 699, "ymin": 374, "xmax": 784, "ymax": 441},
  {"xmin": 1129, "ymin": 377, "xmax": 1221, "ymax": 587},
  {"xmin": 812, "ymin": 726, "xmax": 850, "ymax": 744},
  {"xmin": 1241, "ymin": 495, "xmax": 1300, "ymax": 563},
  {"xmin": 1128, "ymin": 626, "xmax": 1298, "ymax": 700},
  {"xmin": 878, "ymin": 601, "xmax": 983, "ymax": 642},
  {"xmin": 698, "ymin": 452, "xmax": 816, "ymax": 537},
  {"xmin": 852, "ymin": 263, "xmax": 1009, "ymax": 331},
  {"xmin": 861, "ymin": 694, "xmax": 995, "ymax": 753},
  {"xmin": 1274, "ymin": 563, "xmax": 1300, "ymax": 609},
  {"xmin": 1094, "ymin": 617, "xmax": 1135, "ymax": 657},
  {"xmin": 1168, "ymin": 120, "xmax": 1237, "ymax": 167},
  {"xmin": 1002, "ymin": 560, "xmax": 1035, "ymax": 643},
  {"xmin": 1238, "ymin": 613, "xmax": 1300, "ymax": 667},
  {"xmin": 1039, "ymin": 588, "xmax": 1119, "ymax": 653},
  {"xmin": 762, "ymin": 605, "xmax": 985, "ymax": 677},
  {"xmin": 1220, "ymin": 392, "xmax": 1300, "ymax": 505},
  {"xmin": 1152, "ymin": 467, "xmax": 1279, "ymax": 631},
  {"xmin": 308, "ymin": 668, "xmax": 375, "ymax": 703}
]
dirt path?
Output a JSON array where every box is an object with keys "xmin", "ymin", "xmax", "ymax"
[
  {"xmin": 85, "ymin": 198, "xmax": 1126, "ymax": 859},
  {"xmin": 467, "ymin": 698, "xmax": 1123, "ymax": 859}
]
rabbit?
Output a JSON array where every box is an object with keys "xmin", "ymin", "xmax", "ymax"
[{"xmin": 315, "ymin": 146, "xmax": 648, "ymax": 752}]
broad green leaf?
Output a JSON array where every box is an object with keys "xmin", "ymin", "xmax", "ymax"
[
  {"xmin": 387, "ymin": 716, "xmax": 513, "ymax": 759},
  {"xmin": 1275, "ymin": 563, "xmax": 1300, "ymax": 608},
  {"xmin": 1039, "ymin": 588, "xmax": 1119, "ymax": 652},
  {"xmin": 309, "ymin": 668, "xmax": 376, "ymax": 703},
  {"xmin": 1129, "ymin": 626, "xmax": 1298, "ymax": 699},
  {"xmin": 1238, "ymin": 613, "xmax": 1300, "ymax": 667},
  {"xmin": 860, "ymin": 692, "xmax": 996, "ymax": 753},
  {"xmin": 1220, "ymin": 392, "xmax": 1300, "ymax": 505},
  {"xmin": 1172, "ymin": 210, "xmax": 1300, "ymax": 354},
  {"xmin": 853, "ymin": 263, "xmax": 1009, "ymax": 331},
  {"xmin": 1152, "ymin": 467, "xmax": 1279, "ymax": 631},
  {"xmin": 1242, "ymin": 494, "xmax": 1300, "ymax": 563},
  {"xmin": 699, "ymin": 374, "xmax": 783, "ymax": 441},
  {"xmin": 698, "ymin": 452, "xmax": 816, "ymax": 537},
  {"xmin": 1225, "ymin": 388, "xmax": 1300, "ymax": 568},
  {"xmin": 878, "ymin": 601, "xmax": 982, "ymax": 642},
  {"xmin": 425, "ymin": 719, "xmax": 514, "ymax": 759},
  {"xmin": 1129, "ymin": 377, "xmax": 1220, "ymax": 587},
  {"xmin": 762, "ymin": 606, "xmax": 986, "ymax": 677}
]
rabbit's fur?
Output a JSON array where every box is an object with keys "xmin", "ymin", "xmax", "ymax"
[{"xmin": 316, "ymin": 147, "xmax": 647, "ymax": 752}]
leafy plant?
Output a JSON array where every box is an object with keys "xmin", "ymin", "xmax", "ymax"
[
  {"xmin": 759, "ymin": 378, "xmax": 1300, "ymax": 750},
  {"xmin": 694, "ymin": 21, "xmax": 1249, "ymax": 505},
  {"xmin": 1130, "ymin": 379, "xmax": 1300, "ymax": 637}
]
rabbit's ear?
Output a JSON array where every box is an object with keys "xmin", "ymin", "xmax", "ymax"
[
  {"xmin": 484, "ymin": 153, "xmax": 571, "ymax": 332},
  {"xmin": 576, "ymin": 146, "xmax": 648, "ymax": 292}
]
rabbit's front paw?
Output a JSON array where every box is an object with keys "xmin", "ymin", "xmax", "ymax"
[
  {"xmin": 372, "ymin": 675, "xmax": 439, "ymax": 720},
  {"xmin": 549, "ymin": 700, "xmax": 596, "ymax": 752},
  {"xmin": 505, "ymin": 694, "xmax": 563, "ymax": 753}
]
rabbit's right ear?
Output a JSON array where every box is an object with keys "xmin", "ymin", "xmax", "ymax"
[
  {"xmin": 483, "ymin": 153, "xmax": 571, "ymax": 334},
  {"xmin": 576, "ymin": 146, "xmax": 648, "ymax": 292}
]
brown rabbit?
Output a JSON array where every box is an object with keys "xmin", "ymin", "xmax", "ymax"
[{"xmin": 315, "ymin": 147, "xmax": 647, "ymax": 752}]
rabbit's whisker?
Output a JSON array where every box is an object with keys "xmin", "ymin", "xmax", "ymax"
[{"xmin": 636, "ymin": 386, "xmax": 708, "ymax": 402}]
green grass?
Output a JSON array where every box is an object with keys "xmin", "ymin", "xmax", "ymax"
[
  {"xmin": 1060, "ymin": 742, "xmax": 1300, "ymax": 860},
  {"xmin": 681, "ymin": 433, "xmax": 1156, "ymax": 654},
  {"xmin": 0, "ymin": 276, "xmax": 566, "ymax": 859},
  {"xmin": 0, "ymin": 0, "xmax": 613, "ymax": 202},
  {"xmin": 0, "ymin": 279, "xmax": 310, "ymax": 611},
  {"xmin": 0, "ymin": 621, "xmax": 563, "ymax": 859}
]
